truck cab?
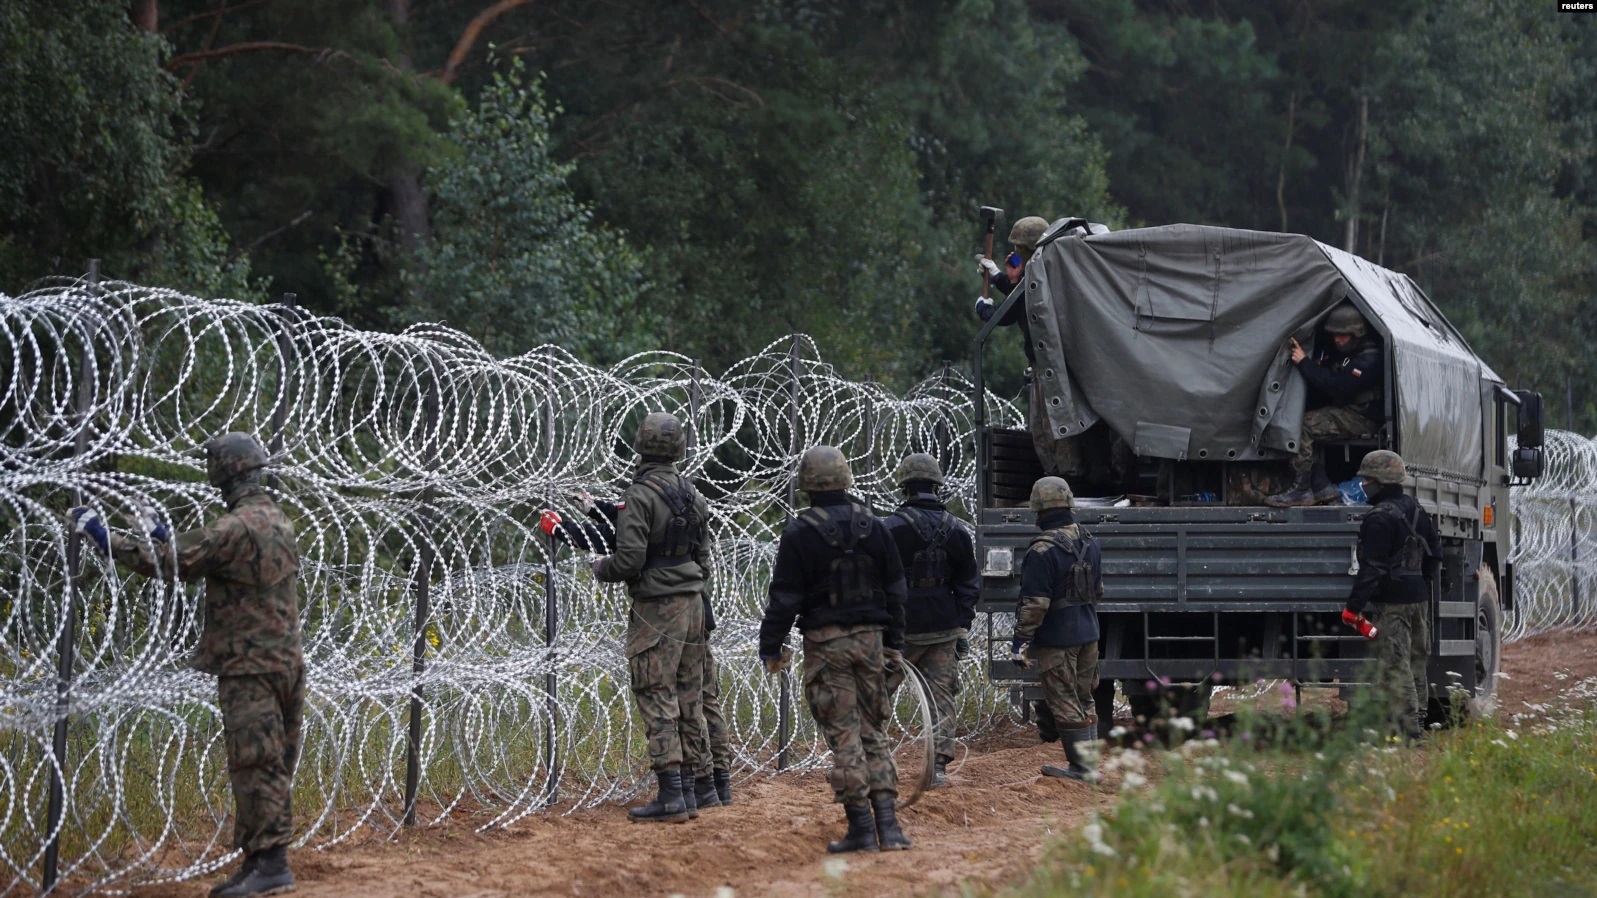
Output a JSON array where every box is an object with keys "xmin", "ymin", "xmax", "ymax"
[{"xmin": 971, "ymin": 223, "xmax": 1544, "ymax": 732}]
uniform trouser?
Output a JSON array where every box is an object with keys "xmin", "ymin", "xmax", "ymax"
[
  {"xmin": 626, "ymin": 593, "xmax": 709, "ymax": 772},
  {"xmin": 803, "ymin": 629, "xmax": 898, "ymax": 804},
  {"xmin": 218, "ymin": 665, "xmax": 305, "ymax": 855},
  {"xmin": 700, "ymin": 641, "xmax": 732, "ymax": 774},
  {"xmin": 1035, "ymin": 642, "xmax": 1099, "ymax": 729},
  {"xmin": 1293, "ymin": 407, "xmax": 1376, "ymax": 475},
  {"xmin": 885, "ymin": 640, "xmax": 960, "ymax": 764},
  {"xmin": 1365, "ymin": 601, "xmax": 1431, "ymax": 735},
  {"xmin": 1029, "ymin": 380, "xmax": 1133, "ymax": 485}
]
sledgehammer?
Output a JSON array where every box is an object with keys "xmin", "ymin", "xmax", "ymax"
[{"xmin": 979, "ymin": 205, "xmax": 1004, "ymax": 298}]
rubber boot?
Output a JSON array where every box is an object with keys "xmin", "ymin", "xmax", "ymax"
[
  {"xmin": 1265, "ymin": 470, "xmax": 1316, "ymax": 508},
  {"xmin": 692, "ymin": 769, "xmax": 722, "ymax": 810},
  {"xmin": 628, "ymin": 768, "xmax": 689, "ymax": 823},
  {"xmin": 682, "ymin": 771, "xmax": 699, "ymax": 819},
  {"xmin": 209, "ymin": 854, "xmax": 255, "ymax": 897},
  {"xmin": 1310, "ymin": 462, "xmax": 1341, "ymax": 505},
  {"xmin": 1034, "ymin": 700, "xmax": 1060, "ymax": 743},
  {"xmin": 827, "ymin": 802, "xmax": 880, "ymax": 854},
  {"xmin": 871, "ymin": 795, "xmax": 912, "ymax": 851},
  {"xmin": 929, "ymin": 758, "xmax": 949, "ymax": 789},
  {"xmin": 214, "ymin": 846, "xmax": 294, "ymax": 898},
  {"xmin": 713, "ymin": 768, "xmax": 733, "ymax": 805},
  {"xmin": 1041, "ymin": 726, "xmax": 1100, "ymax": 783}
]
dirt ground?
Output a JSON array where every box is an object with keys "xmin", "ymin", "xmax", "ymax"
[{"xmin": 129, "ymin": 629, "xmax": 1597, "ymax": 898}]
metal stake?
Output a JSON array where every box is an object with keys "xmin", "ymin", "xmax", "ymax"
[{"xmin": 403, "ymin": 384, "xmax": 440, "ymax": 825}]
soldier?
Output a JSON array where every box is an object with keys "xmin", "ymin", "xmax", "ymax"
[
  {"xmin": 1010, "ymin": 476, "xmax": 1103, "ymax": 782},
  {"xmin": 591, "ymin": 412, "xmax": 715, "ymax": 822},
  {"xmin": 1269, "ymin": 302, "xmax": 1385, "ymax": 507},
  {"xmin": 881, "ymin": 453, "xmax": 979, "ymax": 787},
  {"xmin": 542, "ymin": 490, "xmax": 733, "ymax": 806},
  {"xmin": 71, "ymin": 433, "xmax": 303, "ymax": 897},
  {"xmin": 1344, "ymin": 450, "xmax": 1440, "ymax": 741},
  {"xmin": 758, "ymin": 446, "xmax": 911, "ymax": 853}
]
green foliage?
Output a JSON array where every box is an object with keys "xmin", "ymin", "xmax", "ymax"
[
  {"xmin": 0, "ymin": 0, "xmax": 251, "ymax": 295},
  {"xmin": 401, "ymin": 60, "xmax": 649, "ymax": 360}
]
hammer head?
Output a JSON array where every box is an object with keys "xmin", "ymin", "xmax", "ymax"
[{"xmin": 980, "ymin": 206, "xmax": 1004, "ymax": 230}]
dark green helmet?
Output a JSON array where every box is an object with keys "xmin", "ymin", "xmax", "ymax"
[
  {"xmin": 206, "ymin": 432, "xmax": 269, "ymax": 489},
  {"xmin": 797, "ymin": 445, "xmax": 853, "ymax": 492},
  {"xmin": 1029, "ymin": 476, "xmax": 1075, "ymax": 513},
  {"xmin": 893, "ymin": 452, "xmax": 945, "ymax": 488},
  {"xmin": 1325, "ymin": 303, "xmax": 1368, "ymax": 338},
  {"xmin": 1356, "ymin": 449, "xmax": 1406, "ymax": 485},
  {"xmin": 1008, "ymin": 216, "xmax": 1049, "ymax": 250},
  {"xmin": 633, "ymin": 411, "xmax": 686, "ymax": 459}
]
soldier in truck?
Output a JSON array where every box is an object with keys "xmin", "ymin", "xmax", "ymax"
[{"xmin": 1267, "ymin": 302, "xmax": 1385, "ymax": 507}]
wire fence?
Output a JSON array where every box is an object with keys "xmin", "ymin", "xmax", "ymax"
[{"xmin": 0, "ymin": 278, "xmax": 1592, "ymax": 894}]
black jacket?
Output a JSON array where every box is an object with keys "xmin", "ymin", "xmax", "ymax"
[
  {"xmin": 1348, "ymin": 485, "xmax": 1441, "ymax": 614},
  {"xmin": 1296, "ymin": 336, "xmax": 1383, "ymax": 420},
  {"xmin": 1016, "ymin": 509, "xmax": 1102, "ymax": 648},
  {"xmin": 553, "ymin": 498, "xmax": 719, "ymax": 631},
  {"xmin": 883, "ymin": 494, "xmax": 979, "ymax": 637},
  {"xmin": 978, "ymin": 273, "xmax": 1035, "ymax": 365},
  {"xmin": 758, "ymin": 492, "xmax": 908, "ymax": 656}
]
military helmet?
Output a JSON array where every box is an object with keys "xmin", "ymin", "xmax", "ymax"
[
  {"xmin": 797, "ymin": 445, "xmax": 854, "ymax": 492},
  {"xmin": 633, "ymin": 411, "xmax": 686, "ymax": 459},
  {"xmin": 1008, "ymin": 216, "xmax": 1050, "ymax": 250},
  {"xmin": 1028, "ymin": 476, "xmax": 1075, "ymax": 513},
  {"xmin": 206, "ymin": 432, "xmax": 269, "ymax": 489},
  {"xmin": 893, "ymin": 452, "xmax": 945, "ymax": 488},
  {"xmin": 1356, "ymin": 449, "xmax": 1406, "ymax": 485},
  {"xmin": 1325, "ymin": 302, "xmax": 1368, "ymax": 338}
]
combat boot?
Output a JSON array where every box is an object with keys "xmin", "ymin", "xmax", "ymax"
[
  {"xmin": 929, "ymin": 757, "xmax": 950, "ymax": 789},
  {"xmin": 691, "ymin": 769, "xmax": 723, "ymax": 811},
  {"xmin": 214, "ymin": 846, "xmax": 294, "ymax": 897},
  {"xmin": 1034, "ymin": 700, "xmax": 1060, "ymax": 743},
  {"xmin": 628, "ymin": 768, "xmax": 689, "ymax": 823},
  {"xmin": 871, "ymin": 795, "xmax": 912, "ymax": 851},
  {"xmin": 826, "ymin": 803, "xmax": 880, "ymax": 854},
  {"xmin": 682, "ymin": 771, "xmax": 699, "ymax": 819},
  {"xmin": 1041, "ymin": 725, "xmax": 1101, "ymax": 783},
  {"xmin": 1265, "ymin": 471, "xmax": 1316, "ymax": 507},
  {"xmin": 713, "ymin": 768, "xmax": 733, "ymax": 805},
  {"xmin": 209, "ymin": 854, "xmax": 254, "ymax": 897},
  {"xmin": 1310, "ymin": 462, "xmax": 1341, "ymax": 505}
]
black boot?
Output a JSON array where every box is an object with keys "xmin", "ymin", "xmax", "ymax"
[
  {"xmin": 871, "ymin": 795, "xmax": 912, "ymax": 851},
  {"xmin": 713, "ymin": 768, "xmax": 733, "ymax": 805},
  {"xmin": 209, "ymin": 854, "xmax": 255, "ymax": 897},
  {"xmin": 629, "ymin": 769, "xmax": 689, "ymax": 823},
  {"xmin": 682, "ymin": 771, "xmax": 700, "ymax": 819},
  {"xmin": 692, "ymin": 769, "xmax": 722, "ymax": 810},
  {"xmin": 929, "ymin": 758, "xmax": 949, "ymax": 789},
  {"xmin": 214, "ymin": 846, "xmax": 294, "ymax": 898},
  {"xmin": 1265, "ymin": 470, "xmax": 1316, "ymax": 507},
  {"xmin": 1041, "ymin": 725, "xmax": 1100, "ymax": 782},
  {"xmin": 827, "ymin": 802, "xmax": 880, "ymax": 854},
  {"xmin": 1310, "ymin": 462, "xmax": 1341, "ymax": 505},
  {"xmin": 1034, "ymin": 700, "xmax": 1060, "ymax": 743}
]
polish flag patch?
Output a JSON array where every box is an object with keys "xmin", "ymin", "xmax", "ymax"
[{"xmin": 1351, "ymin": 369, "xmax": 1363, "ymax": 377}]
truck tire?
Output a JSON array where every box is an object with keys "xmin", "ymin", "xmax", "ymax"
[{"xmin": 1428, "ymin": 564, "xmax": 1501, "ymax": 725}]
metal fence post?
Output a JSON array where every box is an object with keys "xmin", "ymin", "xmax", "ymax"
[
  {"xmin": 42, "ymin": 260, "xmax": 99, "ymax": 894},
  {"xmin": 936, "ymin": 360, "xmax": 952, "ymax": 471},
  {"xmin": 542, "ymin": 354, "xmax": 560, "ymax": 805},
  {"xmin": 863, "ymin": 374, "xmax": 876, "ymax": 481},
  {"xmin": 266, "ymin": 294, "xmax": 297, "ymax": 487},
  {"xmin": 778, "ymin": 337, "xmax": 800, "ymax": 771},
  {"xmin": 403, "ymin": 382, "xmax": 440, "ymax": 825}
]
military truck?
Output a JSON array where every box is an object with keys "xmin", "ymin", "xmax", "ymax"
[{"xmin": 971, "ymin": 223, "xmax": 1546, "ymax": 733}]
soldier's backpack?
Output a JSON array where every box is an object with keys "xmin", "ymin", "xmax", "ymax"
[
  {"xmin": 1373, "ymin": 499, "xmax": 1426, "ymax": 579},
  {"xmin": 897, "ymin": 506, "xmax": 955, "ymax": 591},
  {"xmin": 798, "ymin": 503, "xmax": 880, "ymax": 607},
  {"xmin": 635, "ymin": 471, "xmax": 704, "ymax": 570},
  {"xmin": 1028, "ymin": 527, "xmax": 1097, "ymax": 606}
]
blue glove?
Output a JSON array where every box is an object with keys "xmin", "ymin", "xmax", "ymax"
[
  {"xmin": 1009, "ymin": 639, "xmax": 1033, "ymax": 671},
  {"xmin": 955, "ymin": 636, "xmax": 972, "ymax": 660},
  {"xmin": 70, "ymin": 507, "xmax": 110, "ymax": 555},
  {"xmin": 135, "ymin": 504, "xmax": 170, "ymax": 542},
  {"xmin": 974, "ymin": 297, "xmax": 995, "ymax": 321}
]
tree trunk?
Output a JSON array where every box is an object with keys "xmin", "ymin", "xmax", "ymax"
[
  {"xmin": 388, "ymin": 0, "xmax": 430, "ymax": 258},
  {"xmin": 1344, "ymin": 94, "xmax": 1368, "ymax": 253},
  {"xmin": 131, "ymin": 0, "xmax": 157, "ymax": 32}
]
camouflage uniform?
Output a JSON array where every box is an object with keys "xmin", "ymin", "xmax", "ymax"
[
  {"xmin": 700, "ymin": 644, "xmax": 732, "ymax": 773},
  {"xmin": 595, "ymin": 460, "xmax": 713, "ymax": 774},
  {"xmin": 111, "ymin": 486, "xmax": 304, "ymax": 855},
  {"xmin": 1292, "ymin": 405, "xmax": 1377, "ymax": 476},
  {"xmin": 1290, "ymin": 332, "xmax": 1383, "ymax": 477},
  {"xmin": 1015, "ymin": 521, "xmax": 1103, "ymax": 729},
  {"xmin": 887, "ymin": 641, "xmax": 960, "ymax": 762},
  {"xmin": 804, "ymin": 624, "xmax": 898, "ymax": 802}
]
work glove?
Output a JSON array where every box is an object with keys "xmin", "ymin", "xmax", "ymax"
[
  {"xmin": 760, "ymin": 649, "xmax": 789, "ymax": 675},
  {"xmin": 590, "ymin": 557, "xmax": 606, "ymax": 579},
  {"xmin": 973, "ymin": 297, "xmax": 995, "ymax": 321},
  {"xmin": 1009, "ymin": 639, "xmax": 1033, "ymax": 671},
  {"xmin": 955, "ymin": 636, "xmax": 972, "ymax": 660},
  {"xmin": 569, "ymin": 489, "xmax": 596, "ymax": 516},
  {"xmin": 974, "ymin": 254, "xmax": 1001, "ymax": 279},
  {"xmin": 539, "ymin": 509, "xmax": 563, "ymax": 537},
  {"xmin": 135, "ymin": 503, "xmax": 170, "ymax": 542},
  {"xmin": 69, "ymin": 507, "xmax": 110, "ymax": 556}
]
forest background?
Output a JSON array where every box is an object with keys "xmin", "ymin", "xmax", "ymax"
[{"xmin": 4, "ymin": 0, "xmax": 1595, "ymax": 430}]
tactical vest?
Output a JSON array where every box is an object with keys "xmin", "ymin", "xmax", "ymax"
[
  {"xmin": 1029, "ymin": 527, "xmax": 1097, "ymax": 607},
  {"xmin": 1371, "ymin": 498, "xmax": 1426, "ymax": 580},
  {"xmin": 634, "ymin": 471, "xmax": 704, "ymax": 571},
  {"xmin": 797, "ymin": 503, "xmax": 881, "ymax": 611},
  {"xmin": 896, "ymin": 506, "xmax": 955, "ymax": 594}
]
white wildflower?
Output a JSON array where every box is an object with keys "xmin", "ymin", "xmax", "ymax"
[
  {"xmin": 1170, "ymin": 716, "xmax": 1196, "ymax": 732},
  {"xmin": 1122, "ymin": 772, "xmax": 1148, "ymax": 789},
  {"xmin": 1227, "ymin": 802, "xmax": 1255, "ymax": 819},
  {"xmin": 1223, "ymin": 770, "xmax": 1250, "ymax": 786}
]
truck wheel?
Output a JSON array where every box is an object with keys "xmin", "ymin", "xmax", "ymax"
[{"xmin": 1428, "ymin": 564, "xmax": 1502, "ymax": 726}]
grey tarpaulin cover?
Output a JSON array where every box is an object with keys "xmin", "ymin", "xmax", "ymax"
[{"xmin": 1021, "ymin": 223, "xmax": 1495, "ymax": 482}]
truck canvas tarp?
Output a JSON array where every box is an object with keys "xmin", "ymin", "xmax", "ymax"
[{"xmin": 1020, "ymin": 223, "xmax": 1497, "ymax": 484}]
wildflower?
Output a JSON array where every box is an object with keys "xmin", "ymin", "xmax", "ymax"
[
  {"xmin": 1122, "ymin": 772, "xmax": 1148, "ymax": 789},
  {"xmin": 1170, "ymin": 716, "xmax": 1196, "ymax": 732},
  {"xmin": 1109, "ymin": 725, "xmax": 1128, "ymax": 739},
  {"xmin": 1227, "ymin": 802, "xmax": 1255, "ymax": 819},
  {"xmin": 1223, "ymin": 770, "xmax": 1249, "ymax": 786}
]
